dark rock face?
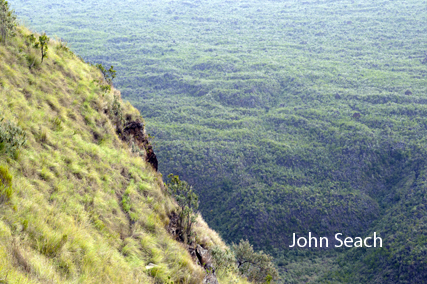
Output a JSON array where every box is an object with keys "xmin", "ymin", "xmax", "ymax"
[
  {"xmin": 121, "ymin": 120, "xmax": 158, "ymax": 171},
  {"xmin": 167, "ymin": 213, "xmax": 219, "ymax": 284},
  {"xmin": 123, "ymin": 121, "xmax": 147, "ymax": 147},
  {"xmin": 166, "ymin": 212, "xmax": 179, "ymax": 237},
  {"xmin": 166, "ymin": 212, "xmax": 185, "ymax": 243},
  {"xmin": 196, "ymin": 245, "xmax": 212, "ymax": 268},
  {"xmin": 146, "ymin": 145, "xmax": 158, "ymax": 171}
]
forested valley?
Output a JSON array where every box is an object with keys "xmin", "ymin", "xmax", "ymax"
[{"xmin": 11, "ymin": 0, "xmax": 427, "ymax": 282}]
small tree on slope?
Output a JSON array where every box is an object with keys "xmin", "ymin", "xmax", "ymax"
[
  {"xmin": 232, "ymin": 239, "xmax": 278, "ymax": 283},
  {"xmin": 34, "ymin": 33, "xmax": 49, "ymax": 63},
  {"xmin": 167, "ymin": 174, "xmax": 199, "ymax": 245},
  {"xmin": 0, "ymin": 0, "xmax": 17, "ymax": 44}
]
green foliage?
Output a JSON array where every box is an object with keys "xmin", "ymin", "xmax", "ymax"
[
  {"xmin": 0, "ymin": 116, "xmax": 27, "ymax": 157},
  {"xmin": 96, "ymin": 63, "xmax": 116, "ymax": 85},
  {"xmin": 24, "ymin": 34, "xmax": 41, "ymax": 68},
  {"xmin": 110, "ymin": 94, "xmax": 124, "ymax": 133},
  {"xmin": 0, "ymin": 26, "xmax": 234, "ymax": 284},
  {"xmin": 0, "ymin": 0, "xmax": 16, "ymax": 44},
  {"xmin": 232, "ymin": 239, "xmax": 278, "ymax": 283},
  {"xmin": 107, "ymin": 65, "xmax": 116, "ymax": 82},
  {"xmin": 211, "ymin": 245, "xmax": 237, "ymax": 276},
  {"xmin": 12, "ymin": 0, "xmax": 427, "ymax": 282},
  {"xmin": 27, "ymin": 33, "xmax": 50, "ymax": 63},
  {"xmin": 167, "ymin": 174, "xmax": 199, "ymax": 244},
  {"xmin": 100, "ymin": 84, "xmax": 111, "ymax": 92},
  {"xmin": 33, "ymin": 32, "xmax": 49, "ymax": 62},
  {"xmin": 26, "ymin": 33, "xmax": 36, "ymax": 44}
]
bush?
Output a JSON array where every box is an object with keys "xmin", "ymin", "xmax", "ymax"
[
  {"xmin": 232, "ymin": 239, "xmax": 278, "ymax": 283},
  {"xmin": 0, "ymin": 116, "xmax": 27, "ymax": 157},
  {"xmin": 211, "ymin": 245, "xmax": 238, "ymax": 276},
  {"xmin": 167, "ymin": 174, "xmax": 199, "ymax": 244},
  {"xmin": 96, "ymin": 63, "xmax": 116, "ymax": 85},
  {"xmin": 111, "ymin": 94, "xmax": 124, "ymax": 130},
  {"xmin": 33, "ymin": 33, "xmax": 49, "ymax": 63}
]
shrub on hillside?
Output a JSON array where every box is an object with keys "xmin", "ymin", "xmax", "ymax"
[
  {"xmin": 0, "ymin": 116, "xmax": 27, "ymax": 158},
  {"xmin": 232, "ymin": 239, "xmax": 278, "ymax": 283},
  {"xmin": 167, "ymin": 174, "xmax": 199, "ymax": 245},
  {"xmin": 33, "ymin": 33, "xmax": 49, "ymax": 63},
  {"xmin": 211, "ymin": 245, "xmax": 238, "ymax": 276},
  {"xmin": 96, "ymin": 63, "xmax": 116, "ymax": 85}
]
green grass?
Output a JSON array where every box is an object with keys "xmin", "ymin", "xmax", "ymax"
[{"xmin": 0, "ymin": 27, "xmax": 250, "ymax": 284}]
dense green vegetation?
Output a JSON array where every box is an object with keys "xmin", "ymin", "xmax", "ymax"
[
  {"xmin": 11, "ymin": 0, "xmax": 427, "ymax": 282},
  {"xmin": 0, "ymin": 18, "xmax": 253, "ymax": 283},
  {"xmin": 166, "ymin": 174, "xmax": 200, "ymax": 246},
  {"xmin": 232, "ymin": 239, "xmax": 278, "ymax": 283}
]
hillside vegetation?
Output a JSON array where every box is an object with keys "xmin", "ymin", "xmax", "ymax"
[
  {"xmin": 0, "ymin": 25, "xmax": 254, "ymax": 283},
  {"xmin": 11, "ymin": 0, "xmax": 427, "ymax": 282}
]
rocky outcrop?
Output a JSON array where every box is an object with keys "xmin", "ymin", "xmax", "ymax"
[
  {"xmin": 203, "ymin": 273, "xmax": 219, "ymax": 284},
  {"xmin": 167, "ymin": 213, "xmax": 219, "ymax": 284},
  {"xmin": 120, "ymin": 119, "xmax": 158, "ymax": 171},
  {"xmin": 146, "ymin": 145, "xmax": 158, "ymax": 171},
  {"xmin": 196, "ymin": 245, "xmax": 212, "ymax": 269},
  {"xmin": 192, "ymin": 245, "xmax": 219, "ymax": 283},
  {"xmin": 123, "ymin": 121, "xmax": 147, "ymax": 148},
  {"xmin": 166, "ymin": 212, "xmax": 182, "ymax": 242},
  {"xmin": 120, "ymin": 119, "xmax": 213, "ymax": 279},
  {"xmin": 196, "ymin": 245, "xmax": 218, "ymax": 284}
]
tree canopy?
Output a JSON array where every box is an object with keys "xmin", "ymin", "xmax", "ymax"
[{"xmin": 232, "ymin": 239, "xmax": 278, "ymax": 283}]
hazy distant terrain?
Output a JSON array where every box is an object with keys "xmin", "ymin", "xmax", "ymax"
[{"xmin": 12, "ymin": 0, "xmax": 427, "ymax": 282}]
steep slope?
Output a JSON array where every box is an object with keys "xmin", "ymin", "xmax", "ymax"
[
  {"xmin": 0, "ymin": 27, "xmax": 248, "ymax": 283},
  {"xmin": 11, "ymin": 0, "xmax": 427, "ymax": 282}
]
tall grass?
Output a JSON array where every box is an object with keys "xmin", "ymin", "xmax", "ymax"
[{"xmin": 0, "ymin": 27, "xmax": 248, "ymax": 283}]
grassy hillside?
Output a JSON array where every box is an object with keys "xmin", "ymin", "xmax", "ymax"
[
  {"xmin": 0, "ymin": 26, "xmax": 250, "ymax": 283},
  {"xmin": 10, "ymin": 0, "xmax": 427, "ymax": 282}
]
